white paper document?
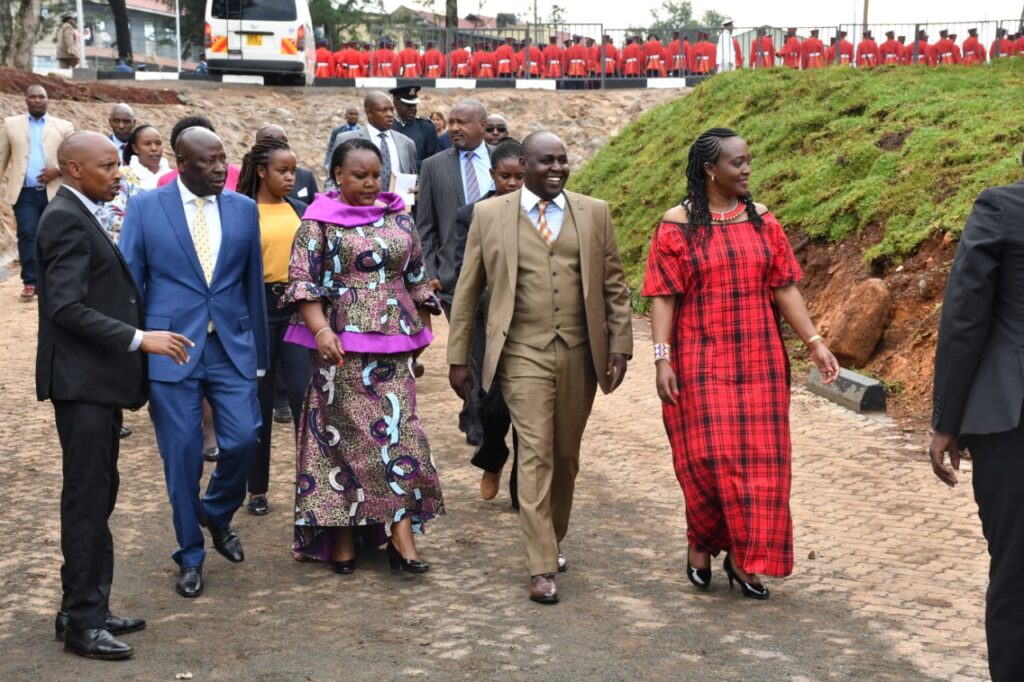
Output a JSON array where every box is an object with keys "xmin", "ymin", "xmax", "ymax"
[{"xmin": 394, "ymin": 173, "xmax": 418, "ymax": 207}]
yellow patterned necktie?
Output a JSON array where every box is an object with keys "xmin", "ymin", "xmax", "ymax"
[
  {"xmin": 536, "ymin": 200, "xmax": 553, "ymax": 244},
  {"xmin": 192, "ymin": 197, "xmax": 214, "ymax": 285}
]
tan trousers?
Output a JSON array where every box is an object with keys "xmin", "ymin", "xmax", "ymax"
[{"xmin": 498, "ymin": 338, "xmax": 597, "ymax": 576}]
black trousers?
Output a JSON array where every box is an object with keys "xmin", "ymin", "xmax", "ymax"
[
  {"xmin": 249, "ymin": 311, "xmax": 310, "ymax": 496},
  {"xmin": 969, "ymin": 425, "xmax": 1024, "ymax": 681},
  {"xmin": 470, "ymin": 378, "xmax": 519, "ymax": 504},
  {"xmin": 441, "ymin": 295, "xmax": 484, "ymax": 440},
  {"xmin": 54, "ymin": 400, "xmax": 122, "ymax": 630}
]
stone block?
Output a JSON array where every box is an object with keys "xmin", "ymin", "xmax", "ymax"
[{"xmin": 806, "ymin": 366, "xmax": 886, "ymax": 413}]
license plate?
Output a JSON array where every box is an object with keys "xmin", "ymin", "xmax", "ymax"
[{"xmin": 246, "ymin": 34, "xmax": 263, "ymax": 47}]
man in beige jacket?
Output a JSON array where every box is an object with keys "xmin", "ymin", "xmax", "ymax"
[
  {"xmin": 448, "ymin": 131, "xmax": 633, "ymax": 604},
  {"xmin": 56, "ymin": 13, "xmax": 81, "ymax": 69},
  {"xmin": 0, "ymin": 85, "xmax": 75, "ymax": 301}
]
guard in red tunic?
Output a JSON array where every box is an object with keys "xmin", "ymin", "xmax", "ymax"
[
  {"xmin": 449, "ymin": 40, "xmax": 472, "ymax": 78},
  {"xmin": 494, "ymin": 36, "xmax": 516, "ymax": 78},
  {"xmin": 949, "ymin": 34, "xmax": 963, "ymax": 63},
  {"xmin": 621, "ymin": 35, "xmax": 642, "ymax": 77},
  {"xmin": 892, "ymin": 36, "xmax": 909, "ymax": 63},
  {"xmin": 749, "ymin": 28, "xmax": 776, "ymax": 69},
  {"xmin": 566, "ymin": 35, "xmax": 589, "ymax": 78},
  {"xmin": 372, "ymin": 39, "xmax": 397, "ymax": 77},
  {"xmin": 990, "ymin": 28, "xmax": 1014, "ymax": 59},
  {"xmin": 331, "ymin": 42, "xmax": 349, "ymax": 78},
  {"xmin": 908, "ymin": 30, "xmax": 933, "ymax": 65},
  {"xmin": 802, "ymin": 29, "xmax": 825, "ymax": 69},
  {"xmin": 1015, "ymin": 32, "xmax": 1024, "ymax": 57},
  {"xmin": 643, "ymin": 33, "xmax": 667, "ymax": 77},
  {"xmin": 542, "ymin": 36, "xmax": 564, "ymax": 78},
  {"xmin": 667, "ymin": 31, "xmax": 691, "ymax": 76},
  {"xmin": 856, "ymin": 30, "xmax": 879, "ymax": 67},
  {"xmin": 518, "ymin": 38, "xmax": 542, "ymax": 78},
  {"xmin": 780, "ymin": 28, "xmax": 802, "ymax": 69},
  {"xmin": 397, "ymin": 39, "xmax": 422, "ymax": 78},
  {"xmin": 692, "ymin": 32, "xmax": 715, "ymax": 74},
  {"xmin": 586, "ymin": 37, "xmax": 602, "ymax": 77},
  {"xmin": 961, "ymin": 28, "xmax": 986, "ymax": 65},
  {"xmin": 314, "ymin": 40, "xmax": 335, "ymax": 79},
  {"xmin": 422, "ymin": 40, "xmax": 445, "ymax": 78},
  {"xmin": 601, "ymin": 35, "xmax": 620, "ymax": 76},
  {"xmin": 934, "ymin": 29, "xmax": 958, "ymax": 65},
  {"xmin": 879, "ymin": 30, "xmax": 901, "ymax": 65},
  {"xmin": 836, "ymin": 30, "xmax": 854, "ymax": 65},
  {"xmin": 470, "ymin": 41, "xmax": 493, "ymax": 78}
]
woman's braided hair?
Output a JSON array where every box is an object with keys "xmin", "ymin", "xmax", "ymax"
[
  {"xmin": 681, "ymin": 127, "xmax": 762, "ymax": 245},
  {"xmin": 237, "ymin": 136, "xmax": 291, "ymax": 200}
]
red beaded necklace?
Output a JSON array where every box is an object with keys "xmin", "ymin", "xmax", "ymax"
[{"xmin": 710, "ymin": 200, "xmax": 746, "ymax": 222}]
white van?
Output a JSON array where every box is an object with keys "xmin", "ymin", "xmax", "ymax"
[{"xmin": 204, "ymin": 0, "xmax": 314, "ymax": 84}]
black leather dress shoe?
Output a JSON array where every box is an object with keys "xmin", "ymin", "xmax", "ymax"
[
  {"xmin": 56, "ymin": 611, "xmax": 145, "ymax": 641},
  {"xmin": 119, "ymin": 426, "xmax": 132, "ymax": 439},
  {"xmin": 273, "ymin": 406, "xmax": 292, "ymax": 423},
  {"xmin": 176, "ymin": 566, "xmax": 203, "ymax": 598},
  {"xmin": 204, "ymin": 522, "xmax": 245, "ymax": 563},
  {"xmin": 202, "ymin": 446, "xmax": 219, "ymax": 462},
  {"xmin": 246, "ymin": 495, "xmax": 269, "ymax": 516},
  {"xmin": 63, "ymin": 627, "xmax": 133, "ymax": 660}
]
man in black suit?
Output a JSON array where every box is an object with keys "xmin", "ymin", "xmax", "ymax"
[
  {"xmin": 36, "ymin": 132, "xmax": 192, "ymax": 660},
  {"xmin": 930, "ymin": 179, "xmax": 1024, "ymax": 681},
  {"xmin": 417, "ymin": 98, "xmax": 493, "ymax": 445}
]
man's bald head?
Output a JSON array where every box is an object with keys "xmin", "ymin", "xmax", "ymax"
[
  {"xmin": 58, "ymin": 132, "xmax": 122, "ymax": 202},
  {"xmin": 451, "ymin": 98, "xmax": 487, "ymax": 122},
  {"xmin": 364, "ymin": 91, "xmax": 390, "ymax": 110},
  {"xmin": 521, "ymin": 131, "xmax": 566, "ymax": 158},
  {"xmin": 176, "ymin": 127, "xmax": 228, "ymax": 197},
  {"xmin": 109, "ymin": 102, "xmax": 136, "ymax": 143},
  {"xmin": 255, "ymin": 124, "xmax": 287, "ymax": 143},
  {"xmin": 364, "ymin": 91, "xmax": 395, "ymax": 131},
  {"xmin": 448, "ymin": 99, "xmax": 487, "ymax": 151}
]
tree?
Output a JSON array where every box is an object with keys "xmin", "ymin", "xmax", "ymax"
[
  {"xmin": 160, "ymin": 0, "xmax": 204, "ymax": 60},
  {"xmin": 549, "ymin": 4, "xmax": 566, "ymax": 25},
  {"xmin": 445, "ymin": 0, "xmax": 457, "ymax": 28},
  {"xmin": 0, "ymin": 0, "xmax": 47, "ymax": 69},
  {"xmin": 309, "ymin": 0, "xmax": 370, "ymax": 47},
  {"xmin": 648, "ymin": 0, "xmax": 693, "ymax": 33},
  {"xmin": 496, "ymin": 12, "xmax": 517, "ymax": 28},
  {"xmin": 109, "ymin": 0, "xmax": 133, "ymax": 63}
]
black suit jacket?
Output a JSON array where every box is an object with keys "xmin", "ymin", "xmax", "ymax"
[
  {"xmin": 290, "ymin": 167, "xmax": 319, "ymax": 203},
  {"xmin": 933, "ymin": 181, "xmax": 1024, "ymax": 436},
  {"xmin": 35, "ymin": 187, "xmax": 146, "ymax": 409},
  {"xmin": 417, "ymin": 145, "xmax": 492, "ymax": 299},
  {"xmin": 453, "ymin": 190, "xmax": 495, "ymax": 283}
]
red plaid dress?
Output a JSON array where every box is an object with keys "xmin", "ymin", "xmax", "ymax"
[{"xmin": 642, "ymin": 212, "xmax": 802, "ymax": 577}]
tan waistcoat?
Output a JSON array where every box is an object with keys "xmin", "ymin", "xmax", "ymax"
[{"xmin": 506, "ymin": 208, "xmax": 588, "ymax": 349}]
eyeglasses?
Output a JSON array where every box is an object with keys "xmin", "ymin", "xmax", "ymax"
[{"xmin": 485, "ymin": 126, "xmax": 508, "ymax": 133}]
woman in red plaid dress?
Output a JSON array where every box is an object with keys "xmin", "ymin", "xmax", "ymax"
[{"xmin": 643, "ymin": 128, "xmax": 839, "ymax": 599}]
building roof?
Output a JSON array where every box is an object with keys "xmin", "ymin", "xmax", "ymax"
[{"xmin": 392, "ymin": 5, "xmax": 499, "ymax": 29}]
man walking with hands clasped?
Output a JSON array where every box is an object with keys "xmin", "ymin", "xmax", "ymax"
[
  {"xmin": 37, "ymin": 132, "xmax": 192, "ymax": 659},
  {"xmin": 448, "ymin": 131, "xmax": 633, "ymax": 604}
]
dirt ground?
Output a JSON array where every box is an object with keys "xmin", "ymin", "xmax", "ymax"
[{"xmin": 0, "ymin": 269, "xmax": 990, "ymax": 681}]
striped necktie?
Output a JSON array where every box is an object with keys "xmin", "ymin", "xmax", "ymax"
[
  {"xmin": 378, "ymin": 132, "xmax": 392, "ymax": 192},
  {"xmin": 535, "ymin": 200, "xmax": 553, "ymax": 244},
  {"xmin": 463, "ymin": 151, "xmax": 480, "ymax": 203}
]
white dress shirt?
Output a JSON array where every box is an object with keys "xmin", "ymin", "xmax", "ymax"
[
  {"xmin": 365, "ymin": 122, "xmax": 401, "ymax": 176},
  {"xmin": 64, "ymin": 184, "xmax": 145, "ymax": 352},
  {"xmin": 520, "ymin": 186, "xmax": 567, "ymax": 241},
  {"xmin": 177, "ymin": 177, "xmax": 222, "ymax": 273}
]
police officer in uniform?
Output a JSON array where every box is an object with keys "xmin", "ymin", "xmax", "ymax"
[{"xmin": 390, "ymin": 86, "xmax": 441, "ymax": 171}]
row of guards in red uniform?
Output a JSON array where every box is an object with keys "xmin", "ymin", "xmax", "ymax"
[{"xmin": 766, "ymin": 26, "xmax": 1023, "ymax": 70}]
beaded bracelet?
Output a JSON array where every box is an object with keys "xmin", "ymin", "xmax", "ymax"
[{"xmin": 654, "ymin": 342, "xmax": 671, "ymax": 362}]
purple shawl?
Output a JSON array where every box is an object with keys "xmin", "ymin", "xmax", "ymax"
[{"xmin": 302, "ymin": 191, "xmax": 405, "ymax": 226}]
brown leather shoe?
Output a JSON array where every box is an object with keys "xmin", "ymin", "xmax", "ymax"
[
  {"xmin": 480, "ymin": 470, "xmax": 500, "ymax": 500},
  {"xmin": 530, "ymin": 573, "xmax": 559, "ymax": 604}
]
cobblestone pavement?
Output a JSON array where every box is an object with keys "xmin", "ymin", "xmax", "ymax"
[{"xmin": 0, "ymin": 274, "xmax": 989, "ymax": 681}]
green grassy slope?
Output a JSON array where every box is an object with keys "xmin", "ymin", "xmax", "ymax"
[{"xmin": 570, "ymin": 61, "xmax": 1024, "ymax": 303}]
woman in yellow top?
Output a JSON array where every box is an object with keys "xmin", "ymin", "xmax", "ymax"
[{"xmin": 236, "ymin": 136, "xmax": 311, "ymax": 516}]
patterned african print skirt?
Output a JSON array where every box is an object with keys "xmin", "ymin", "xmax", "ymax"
[{"xmin": 293, "ymin": 350, "xmax": 445, "ymax": 561}]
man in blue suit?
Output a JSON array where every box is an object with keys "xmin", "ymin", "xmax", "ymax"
[{"xmin": 120, "ymin": 127, "xmax": 268, "ymax": 598}]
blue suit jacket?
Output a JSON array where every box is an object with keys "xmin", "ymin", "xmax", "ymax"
[{"xmin": 119, "ymin": 182, "xmax": 269, "ymax": 383}]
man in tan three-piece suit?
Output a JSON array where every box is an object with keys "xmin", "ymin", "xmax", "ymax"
[
  {"xmin": 0, "ymin": 84, "xmax": 75, "ymax": 302},
  {"xmin": 448, "ymin": 131, "xmax": 633, "ymax": 604}
]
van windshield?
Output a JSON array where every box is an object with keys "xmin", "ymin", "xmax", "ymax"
[{"xmin": 211, "ymin": 0, "xmax": 297, "ymax": 21}]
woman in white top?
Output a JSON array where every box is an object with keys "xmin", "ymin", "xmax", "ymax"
[{"xmin": 107, "ymin": 124, "xmax": 170, "ymax": 238}]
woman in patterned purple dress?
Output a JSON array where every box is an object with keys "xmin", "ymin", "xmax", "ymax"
[{"xmin": 285, "ymin": 138, "xmax": 444, "ymax": 574}]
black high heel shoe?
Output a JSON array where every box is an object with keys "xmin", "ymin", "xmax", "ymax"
[
  {"xmin": 386, "ymin": 539, "xmax": 429, "ymax": 573},
  {"xmin": 686, "ymin": 561, "xmax": 712, "ymax": 590},
  {"xmin": 723, "ymin": 553, "xmax": 769, "ymax": 600},
  {"xmin": 330, "ymin": 558, "xmax": 356, "ymax": 575}
]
